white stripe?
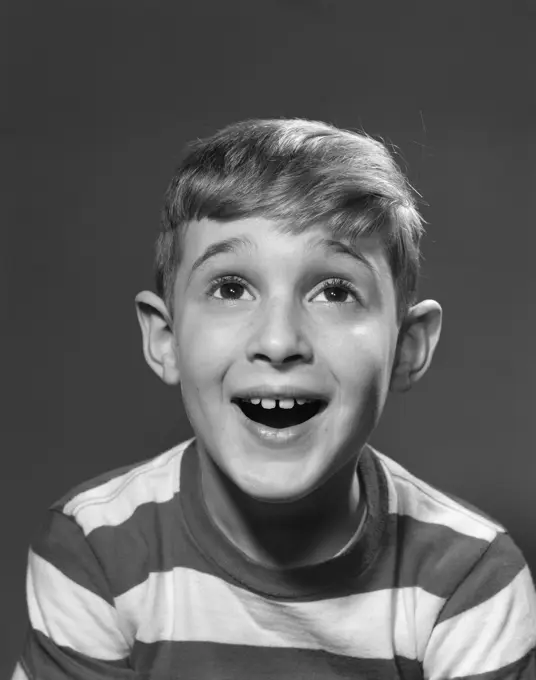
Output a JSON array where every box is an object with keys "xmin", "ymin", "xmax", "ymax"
[
  {"xmin": 63, "ymin": 439, "xmax": 193, "ymax": 535},
  {"xmin": 375, "ymin": 450, "xmax": 502, "ymax": 542},
  {"xmin": 10, "ymin": 663, "xmax": 29, "ymax": 680},
  {"xmin": 27, "ymin": 550, "xmax": 130, "ymax": 660},
  {"xmin": 423, "ymin": 565, "xmax": 536, "ymax": 677},
  {"xmin": 115, "ymin": 567, "xmax": 445, "ymax": 659}
]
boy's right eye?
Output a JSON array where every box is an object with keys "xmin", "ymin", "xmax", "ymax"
[{"xmin": 209, "ymin": 276, "xmax": 254, "ymax": 301}]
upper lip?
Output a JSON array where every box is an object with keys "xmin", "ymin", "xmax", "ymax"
[{"xmin": 232, "ymin": 386, "xmax": 330, "ymax": 402}]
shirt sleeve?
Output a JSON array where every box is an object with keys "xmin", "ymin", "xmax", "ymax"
[
  {"xmin": 18, "ymin": 509, "xmax": 145, "ymax": 680},
  {"xmin": 423, "ymin": 532, "xmax": 536, "ymax": 679}
]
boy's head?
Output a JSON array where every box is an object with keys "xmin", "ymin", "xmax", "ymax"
[{"xmin": 136, "ymin": 119, "xmax": 441, "ymax": 502}]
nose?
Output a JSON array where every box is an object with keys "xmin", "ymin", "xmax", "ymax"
[{"xmin": 245, "ymin": 297, "xmax": 313, "ymax": 366}]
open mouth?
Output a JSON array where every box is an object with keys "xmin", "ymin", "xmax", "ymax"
[{"xmin": 232, "ymin": 398, "xmax": 327, "ymax": 429}]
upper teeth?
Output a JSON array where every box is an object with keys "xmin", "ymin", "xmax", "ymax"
[{"xmin": 249, "ymin": 398, "xmax": 309, "ymax": 409}]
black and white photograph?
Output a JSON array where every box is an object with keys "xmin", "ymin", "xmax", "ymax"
[{"xmin": 3, "ymin": 1, "xmax": 536, "ymax": 678}]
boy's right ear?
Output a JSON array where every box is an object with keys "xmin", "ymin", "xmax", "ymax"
[{"xmin": 134, "ymin": 291, "xmax": 180, "ymax": 386}]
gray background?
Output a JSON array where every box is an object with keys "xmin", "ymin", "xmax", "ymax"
[{"xmin": 3, "ymin": 0, "xmax": 535, "ymax": 673}]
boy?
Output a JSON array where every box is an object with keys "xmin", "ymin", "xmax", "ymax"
[{"xmin": 13, "ymin": 119, "xmax": 536, "ymax": 679}]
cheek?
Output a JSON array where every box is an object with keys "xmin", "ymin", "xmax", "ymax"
[
  {"xmin": 327, "ymin": 324, "xmax": 392, "ymax": 383},
  {"xmin": 175, "ymin": 314, "xmax": 239, "ymax": 394}
]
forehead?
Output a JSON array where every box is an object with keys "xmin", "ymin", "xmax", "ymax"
[{"xmin": 180, "ymin": 216, "xmax": 391, "ymax": 277}]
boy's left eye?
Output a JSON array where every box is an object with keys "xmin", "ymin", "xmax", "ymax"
[{"xmin": 312, "ymin": 283, "xmax": 357, "ymax": 304}]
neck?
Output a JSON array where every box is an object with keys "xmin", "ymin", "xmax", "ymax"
[{"xmin": 199, "ymin": 451, "xmax": 364, "ymax": 569}]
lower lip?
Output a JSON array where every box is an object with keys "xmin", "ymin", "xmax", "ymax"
[{"xmin": 232, "ymin": 402, "xmax": 325, "ymax": 448}]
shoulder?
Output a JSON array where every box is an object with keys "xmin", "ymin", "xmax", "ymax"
[
  {"xmin": 370, "ymin": 447, "xmax": 505, "ymax": 544},
  {"xmin": 366, "ymin": 448, "xmax": 535, "ymax": 654},
  {"xmin": 26, "ymin": 438, "xmax": 196, "ymax": 624},
  {"xmin": 367, "ymin": 447, "xmax": 532, "ymax": 601},
  {"xmin": 51, "ymin": 438, "xmax": 194, "ymax": 535}
]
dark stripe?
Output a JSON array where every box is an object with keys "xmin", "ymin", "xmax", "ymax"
[
  {"xmin": 21, "ymin": 629, "xmax": 142, "ymax": 680},
  {"xmin": 84, "ymin": 489, "xmax": 493, "ymax": 601},
  {"xmin": 365, "ymin": 513, "xmax": 492, "ymax": 600},
  {"xmin": 85, "ymin": 493, "xmax": 196, "ymax": 598},
  {"xmin": 130, "ymin": 640, "xmax": 423, "ymax": 680},
  {"xmin": 435, "ymin": 532, "xmax": 528, "ymax": 624},
  {"xmin": 448, "ymin": 648, "xmax": 536, "ymax": 680},
  {"xmin": 31, "ymin": 510, "xmax": 116, "ymax": 605}
]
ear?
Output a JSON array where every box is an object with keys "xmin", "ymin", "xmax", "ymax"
[
  {"xmin": 390, "ymin": 300, "xmax": 442, "ymax": 393},
  {"xmin": 135, "ymin": 291, "xmax": 180, "ymax": 386}
]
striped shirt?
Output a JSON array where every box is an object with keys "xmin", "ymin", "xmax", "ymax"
[{"xmin": 19, "ymin": 439, "xmax": 536, "ymax": 679}]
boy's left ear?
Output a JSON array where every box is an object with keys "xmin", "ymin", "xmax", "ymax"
[{"xmin": 390, "ymin": 300, "xmax": 442, "ymax": 392}]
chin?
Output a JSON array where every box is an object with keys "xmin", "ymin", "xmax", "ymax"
[{"xmin": 233, "ymin": 463, "xmax": 322, "ymax": 503}]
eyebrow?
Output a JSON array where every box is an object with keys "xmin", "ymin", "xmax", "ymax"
[
  {"xmin": 187, "ymin": 236, "xmax": 255, "ymax": 284},
  {"xmin": 187, "ymin": 234, "xmax": 377, "ymax": 285},
  {"xmin": 307, "ymin": 238, "xmax": 378, "ymax": 275}
]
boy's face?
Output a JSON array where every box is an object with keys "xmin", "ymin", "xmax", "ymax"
[{"xmin": 164, "ymin": 216, "xmax": 402, "ymax": 501}]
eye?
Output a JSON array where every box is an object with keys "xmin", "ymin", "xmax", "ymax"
[
  {"xmin": 311, "ymin": 278, "xmax": 360, "ymax": 304},
  {"xmin": 209, "ymin": 276, "xmax": 255, "ymax": 302}
]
